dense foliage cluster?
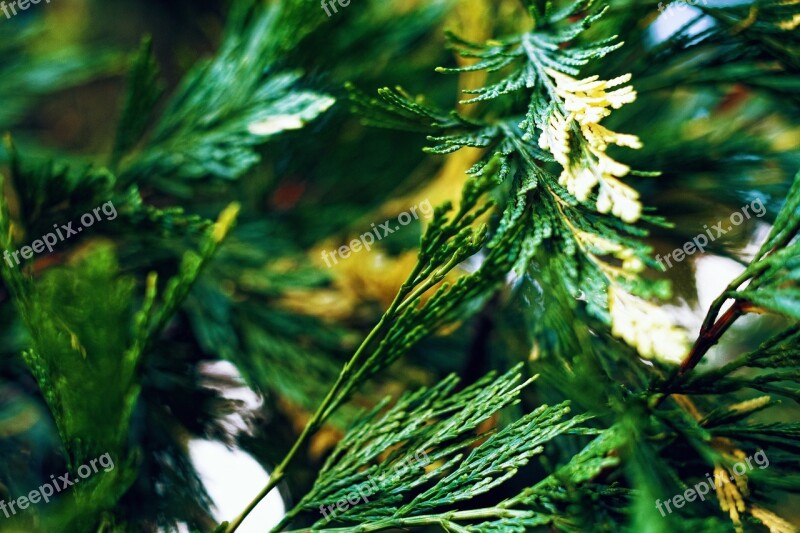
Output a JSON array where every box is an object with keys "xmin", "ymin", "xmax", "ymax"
[{"xmin": 0, "ymin": 0, "xmax": 798, "ymax": 532}]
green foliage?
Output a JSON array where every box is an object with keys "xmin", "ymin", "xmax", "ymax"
[
  {"xmin": 3, "ymin": 137, "xmax": 115, "ymax": 238},
  {"xmin": 118, "ymin": 0, "xmax": 334, "ymax": 192},
  {"xmin": 734, "ymin": 172, "xmax": 800, "ymax": 319},
  {"xmin": 0, "ymin": 23, "xmax": 123, "ymax": 134},
  {"xmin": 281, "ymin": 366, "xmax": 592, "ymax": 532},
  {"xmin": 23, "ymin": 246, "xmax": 138, "ymax": 465},
  {"xmin": 320, "ymin": 172, "xmax": 525, "ymax": 416},
  {"xmin": 1, "ymin": 0, "xmax": 799, "ymax": 532},
  {"xmin": 0, "ymin": 154, "xmax": 240, "ymax": 531},
  {"xmin": 111, "ymin": 37, "xmax": 164, "ymax": 168},
  {"xmin": 349, "ymin": 0, "xmax": 672, "ymax": 349}
]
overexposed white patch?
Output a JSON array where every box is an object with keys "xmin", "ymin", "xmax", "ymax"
[
  {"xmin": 739, "ymin": 221, "xmax": 772, "ymax": 259},
  {"xmin": 189, "ymin": 439, "xmax": 285, "ymax": 533},
  {"xmin": 660, "ymin": 255, "xmax": 744, "ymax": 337},
  {"xmin": 695, "ymin": 255, "xmax": 746, "ymax": 316},
  {"xmin": 188, "ymin": 363, "xmax": 282, "ymax": 531},
  {"xmin": 199, "ymin": 360, "xmax": 262, "ymax": 434},
  {"xmin": 649, "ymin": 2, "xmax": 712, "ymax": 43},
  {"xmin": 691, "ymin": 255, "xmax": 763, "ymax": 367},
  {"xmin": 248, "ymin": 114, "xmax": 306, "ymax": 136},
  {"xmin": 248, "ymin": 96, "xmax": 335, "ymax": 136}
]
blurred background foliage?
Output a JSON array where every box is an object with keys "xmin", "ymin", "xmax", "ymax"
[{"xmin": 0, "ymin": 0, "xmax": 798, "ymax": 531}]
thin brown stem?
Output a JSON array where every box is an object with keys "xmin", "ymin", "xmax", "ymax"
[
  {"xmin": 662, "ymin": 299, "xmax": 746, "ymax": 393},
  {"xmin": 678, "ymin": 300, "xmax": 745, "ymax": 377}
]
